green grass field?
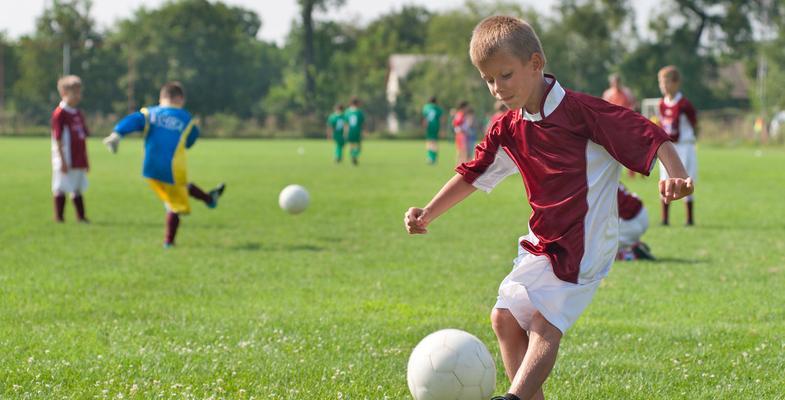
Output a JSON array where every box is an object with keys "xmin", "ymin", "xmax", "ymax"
[{"xmin": 1, "ymin": 137, "xmax": 784, "ymax": 399}]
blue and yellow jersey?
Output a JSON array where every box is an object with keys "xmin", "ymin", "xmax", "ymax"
[{"xmin": 114, "ymin": 106, "xmax": 199, "ymax": 185}]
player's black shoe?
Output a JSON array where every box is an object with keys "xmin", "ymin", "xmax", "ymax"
[
  {"xmin": 632, "ymin": 242, "xmax": 655, "ymax": 260},
  {"xmin": 208, "ymin": 183, "xmax": 226, "ymax": 209}
]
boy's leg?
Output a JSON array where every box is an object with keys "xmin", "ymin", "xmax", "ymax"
[
  {"xmin": 350, "ymin": 142, "xmax": 361, "ymax": 165},
  {"xmin": 661, "ymin": 200, "xmax": 669, "ymax": 225},
  {"xmin": 426, "ymin": 139, "xmax": 438, "ymax": 164},
  {"xmin": 686, "ymin": 200, "xmax": 694, "ymax": 226},
  {"xmin": 507, "ymin": 312, "xmax": 561, "ymax": 400},
  {"xmin": 72, "ymin": 192, "xmax": 87, "ymax": 222},
  {"xmin": 335, "ymin": 141, "xmax": 344, "ymax": 162},
  {"xmin": 165, "ymin": 211, "xmax": 180, "ymax": 247},
  {"xmin": 188, "ymin": 182, "xmax": 226, "ymax": 208},
  {"xmin": 492, "ymin": 309, "xmax": 545, "ymax": 400},
  {"xmin": 188, "ymin": 183, "xmax": 212, "ymax": 204},
  {"xmin": 54, "ymin": 192, "xmax": 66, "ymax": 222}
]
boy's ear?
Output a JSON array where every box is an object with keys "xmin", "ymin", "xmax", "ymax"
[{"xmin": 530, "ymin": 53, "xmax": 545, "ymax": 72}]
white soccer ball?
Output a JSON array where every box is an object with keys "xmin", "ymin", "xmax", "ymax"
[
  {"xmin": 278, "ymin": 184, "xmax": 310, "ymax": 214},
  {"xmin": 407, "ymin": 329, "xmax": 496, "ymax": 400}
]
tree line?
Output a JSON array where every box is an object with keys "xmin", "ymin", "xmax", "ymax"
[{"xmin": 0, "ymin": 0, "xmax": 783, "ymax": 137}]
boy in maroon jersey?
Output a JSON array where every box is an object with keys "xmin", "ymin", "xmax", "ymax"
[
  {"xmin": 617, "ymin": 184, "xmax": 654, "ymax": 261},
  {"xmin": 658, "ymin": 65, "xmax": 698, "ymax": 226},
  {"xmin": 51, "ymin": 75, "xmax": 90, "ymax": 223},
  {"xmin": 404, "ymin": 16, "xmax": 693, "ymax": 400}
]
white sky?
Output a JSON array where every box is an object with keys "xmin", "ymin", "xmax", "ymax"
[{"xmin": 0, "ymin": 0, "xmax": 660, "ymax": 45}]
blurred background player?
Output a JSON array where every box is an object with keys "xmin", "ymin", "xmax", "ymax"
[
  {"xmin": 603, "ymin": 73, "xmax": 639, "ymax": 178},
  {"xmin": 344, "ymin": 97, "xmax": 365, "ymax": 165},
  {"xmin": 326, "ymin": 104, "xmax": 346, "ymax": 163},
  {"xmin": 451, "ymin": 100, "xmax": 469, "ymax": 164},
  {"xmin": 617, "ymin": 184, "xmax": 654, "ymax": 261},
  {"xmin": 463, "ymin": 106, "xmax": 479, "ymax": 157},
  {"xmin": 51, "ymin": 75, "xmax": 90, "ymax": 223},
  {"xmin": 657, "ymin": 65, "xmax": 698, "ymax": 226},
  {"xmin": 421, "ymin": 96, "xmax": 443, "ymax": 165},
  {"xmin": 102, "ymin": 82, "xmax": 226, "ymax": 248}
]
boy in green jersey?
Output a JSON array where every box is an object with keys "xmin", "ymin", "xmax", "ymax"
[
  {"xmin": 344, "ymin": 97, "xmax": 365, "ymax": 165},
  {"xmin": 422, "ymin": 96, "xmax": 444, "ymax": 165},
  {"xmin": 326, "ymin": 104, "xmax": 346, "ymax": 162}
]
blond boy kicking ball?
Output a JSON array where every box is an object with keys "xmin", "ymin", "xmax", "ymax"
[{"xmin": 404, "ymin": 16, "xmax": 693, "ymax": 400}]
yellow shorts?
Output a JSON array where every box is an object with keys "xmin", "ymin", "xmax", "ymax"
[{"xmin": 148, "ymin": 179, "xmax": 190, "ymax": 214}]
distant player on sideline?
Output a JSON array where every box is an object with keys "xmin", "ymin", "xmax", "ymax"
[
  {"xmin": 404, "ymin": 16, "xmax": 693, "ymax": 400},
  {"xmin": 344, "ymin": 97, "xmax": 365, "ymax": 165},
  {"xmin": 327, "ymin": 104, "xmax": 346, "ymax": 163},
  {"xmin": 657, "ymin": 65, "xmax": 698, "ymax": 226},
  {"xmin": 452, "ymin": 101, "xmax": 469, "ymax": 164},
  {"xmin": 103, "ymin": 82, "xmax": 226, "ymax": 248},
  {"xmin": 603, "ymin": 73, "xmax": 638, "ymax": 178},
  {"xmin": 617, "ymin": 184, "xmax": 654, "ymax": 261},
  {"xmin": 422, "ymin": 96, "xmax": 444, "ymax": 165},
  {"xmin": 51, "ymin": 75, "xmax": 90, "ymax": 223}
]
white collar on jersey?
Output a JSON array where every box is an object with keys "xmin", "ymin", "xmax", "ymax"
[
  {"xmin": 59, "ymin": 101, "xmax": 78, "ymax": 114},
  {"xmin": 521, "ymin": 74, "xmax": 566, "ymax": 122},
  {"xmin": 663, "ymin": 91, "xmax": 683, "ymax": 106}
]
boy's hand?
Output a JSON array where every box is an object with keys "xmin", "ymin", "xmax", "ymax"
[
  {"xmin": 659, "ymin": 177, "xmax": 694, "ymax": 203},
  {"xmin": 404, "ymin": 207, "xmax": 431, "ymax": 234},
  {"xmin": 103, "ymin": 133, "xmax": 121, "ymax": 154},
  {"xmin": 60, "ymin": 164, "xmax": 68, "ymax": 173}
]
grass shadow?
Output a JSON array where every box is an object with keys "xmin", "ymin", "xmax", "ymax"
[{"xmin": 227, "ymin": 242, "xmax": 325, "ymax": 253}]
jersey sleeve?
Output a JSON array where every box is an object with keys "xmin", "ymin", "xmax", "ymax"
[
  {"xmin": 185, "ymin": 125, "xmax": 200, "ymax": 149},
  {"xmin": 113, "ymin": 112, "xmax": 147, "ymax": 136},
  {"xmin": 51, "ymin": 109, "xmax": 64, "ymax": 140},
  {"xmin": 571, "ymin": 93, "xmax": 669, "ymax": 175},
  {"xmin": 455, "ymin": 117, "xmax": 518, "ymax": 192}
]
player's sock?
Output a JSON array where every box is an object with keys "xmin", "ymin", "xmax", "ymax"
[
  {"xmin": 350, "ymin": 147, "xmax": 360, "ymax": 165},
  {"xmin": 54, "ymin": 193, "xmax": 66, "ymax": 222},
  {"xmin": 187, "ymin": 183, "xmax": 212, "ymax": 205},
  {"xmin": 165, "ymin": 212, "xmax": 180, "ymax": 246},
  {"xmin": 427, "ymin": 149, "xmax": 437, "ymax": 164},
  {"xmin": 661, "ymin": 201, "xmax": 670, "ymax": 225},
  {"xmin": 335, "ymin": 144, "xmax": 343, "ymax": 162},
  {"xmin": 686, "ymin": 200, "xmax": 694, "ymax": 226},
  {"xmin": 73, "ymin": 194, "xmax": 87, "ymax": 222}
]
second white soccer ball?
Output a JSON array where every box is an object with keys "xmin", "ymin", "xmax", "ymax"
[
  {"xmin": 407, "ymin": 329, "xmax": 496, "ymax": 400},
  {"xmin": 279, "ymin": 184, "xmax": 310, "ymax": 214}
]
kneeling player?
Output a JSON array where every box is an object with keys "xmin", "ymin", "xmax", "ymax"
[{"xmin": 617, "ymin": 184, "xmax": 654, "ymax": 261}]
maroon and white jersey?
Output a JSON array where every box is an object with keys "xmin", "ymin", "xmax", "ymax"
[
  {"xmin": 617, "ymin": 184, "xmax": 643, "ymax": 221},
  {"xmin": 658, "ymin": 92, "xmax": 697, "ymax": 143},
  {"xmin": 51, "ymin": 101, "xmax": 90, "ymax": 170},
  {"xmin": 456, "ymin": 75, "xmax": 669, "ymax": 284}
]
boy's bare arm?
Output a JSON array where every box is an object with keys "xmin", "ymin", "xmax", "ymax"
[
  {"xmin": 56, "ymin": 139, "xmax": 68, "ymax": 172},
  {"xmin": 404, "ymin": 174, "xmax": 476, "ymax": 234},
  {"xmin": 656, "ymin": 141, "xmax": 694, "ymax": 203}
]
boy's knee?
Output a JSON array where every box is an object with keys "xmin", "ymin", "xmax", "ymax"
[
  {"xmin": 491, "ymin": 308, "xmax": 519, "ymax": 335},
  {"xmin": 530, "ymin": 312, "xmax": 562, "ymax": 341}
]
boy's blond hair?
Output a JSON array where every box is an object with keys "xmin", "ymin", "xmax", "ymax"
[
  {"xmin": 469, "ymin": 16, "xmax": 546, "ymax": 66},
  {"xmin": 57, "ymin": 75, "xmax": 82, "ymax": 96},
  {"xmin": 658, "ymin": 65, "xmax": 681, "ymax": 83}
]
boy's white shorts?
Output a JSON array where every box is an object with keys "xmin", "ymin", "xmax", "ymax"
[
  {"xmin": 659, "ymin": 142, "xmax": 696, "ymax": 199},
  {"xmin": 52, "ymin": 168, "xmax": 88, "ymax": 194},
  {"xmin": 619, "ymin": 207, "xmax": 649, "ymax": 247},
  {"xmin": 494, "ymin": 236, "xmax": 604, "ymax": 334}
]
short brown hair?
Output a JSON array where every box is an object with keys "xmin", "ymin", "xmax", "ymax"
[
  {"xmin": 160, "ymin": 81, "xmax": 185, "ymax": 100},
  {"xmin": 57, "ymin": 75, "xmax": 82, "ymax": 96},
  {"xmin": 469, "ymin": 16, "xmax": 546, "ymax": 66},
  {"xmin": 658, "ymin": 65, "xmax": 680, "ymax": 83}
]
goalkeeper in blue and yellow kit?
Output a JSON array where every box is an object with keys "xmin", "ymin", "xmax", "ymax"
[{"xmin": 103, "ymin": 82, "xmax": 225, "ymax": 248}]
